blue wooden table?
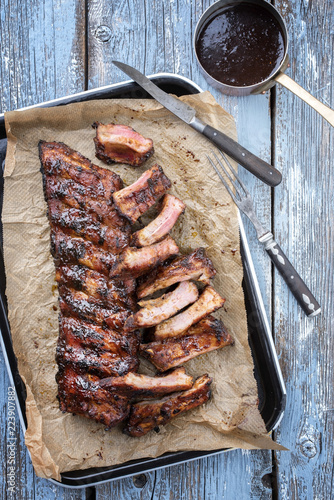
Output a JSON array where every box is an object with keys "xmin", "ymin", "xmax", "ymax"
[{"xmin": 1, "ymin": 1, "xmax": 333, "ymax": 498}]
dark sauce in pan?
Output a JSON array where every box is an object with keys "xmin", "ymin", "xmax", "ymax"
[{"xmin": 195, "ymin": 3, "xmax": 285, "ymax": 87}]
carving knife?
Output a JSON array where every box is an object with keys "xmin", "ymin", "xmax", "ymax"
[{"xmin": 112, "ymin": 60, "xmax": 282, "ymax": 187}]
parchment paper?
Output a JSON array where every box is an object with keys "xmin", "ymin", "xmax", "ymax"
[{"xmin": 3, "ymin": 92, "xmax": 284, "ymax": 481}]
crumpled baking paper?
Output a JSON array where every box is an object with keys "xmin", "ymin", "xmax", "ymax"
[{"xmin": 2, "ymin": 92, "xmax": 284, "ymax": 481}]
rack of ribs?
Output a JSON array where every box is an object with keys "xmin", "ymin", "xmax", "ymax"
[
  {"xmin": 40, "ymin": 140, "xmax": 233, "ymax": 435},
  {"xmin": 40, "ymin": 141, "xmax": 182, "ymax": 428}
]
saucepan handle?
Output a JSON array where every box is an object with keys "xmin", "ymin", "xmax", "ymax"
[{"xmin": 275, "ymin": 72, "xmax": 334, "ymax": 127}]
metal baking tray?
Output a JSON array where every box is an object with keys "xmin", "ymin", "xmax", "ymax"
[{"xmin": 0, "ymin": 74, "xmax": 286, "ymax": 488}]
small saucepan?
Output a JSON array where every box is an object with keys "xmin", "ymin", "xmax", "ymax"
[{"xmin": 194, "ymin": 0, "xmax": 334, "ymax": 127}]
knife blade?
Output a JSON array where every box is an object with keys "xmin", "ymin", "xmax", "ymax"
[{"xmin": 112, "ymin": 60, "xmax": 282, "ymax": 187}]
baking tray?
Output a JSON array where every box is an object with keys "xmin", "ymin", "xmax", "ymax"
[{"xmin": 0, "ymin": 74, "xmax": 286, "ymax": 488}]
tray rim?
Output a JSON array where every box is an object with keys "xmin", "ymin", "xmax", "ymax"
[
  {"xmin": 0, "ymin": 73, "xmax": 202, "ymax": 124},
  {"xmin": 0, "ymin": 73, "xmax": 286, "ymax": 488}
]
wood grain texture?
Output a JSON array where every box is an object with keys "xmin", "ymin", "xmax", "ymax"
[
  {"xmin": 0, "ymin": 0, "xmax": 86, "ymax": 112},
  {"xmin": 273, "ymin": 1, "xmax": 334, "ymax": 499},
  {"xmin": 1, "ymin": 0, "xmax": 333, "ymax": 498},
  {"xmin": 87, "ymin": 1, "xmax": 273, "ymax": 498},
  {"xmin": 0, "ymin": 0, "xmax": 86, "ymax": 498}
]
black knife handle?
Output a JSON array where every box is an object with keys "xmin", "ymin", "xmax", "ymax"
[
  {"xmin": 202, "ymin": 124, "xmax": 282, "ymax": 187},
  {"xmin": 260, "ymin": 233, "xmax": 321, "ymax": 316}
]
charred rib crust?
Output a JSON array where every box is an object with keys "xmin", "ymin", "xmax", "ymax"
[
  {"xmin": 39, "ymin": 141, "xmax": 139, "ymax": 427},
  {"xmin": 140, "ymin": 316, "xmax": 234, "ymax": 371},
  {"xmin": 137, "ymin": 247, "xmax": 216, "ymax": 298},
  {"xmin": 123, "ymin": 374, "xmax": 212, "ymax": 437},
  {"xmin": 112, "ymin": 164, "xmax": 172, "ymax": 223}
]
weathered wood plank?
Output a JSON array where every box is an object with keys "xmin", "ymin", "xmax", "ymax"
[
  {"xmin": 273, "ymin": 1, "xmax": 334, "ymax": 499},
  {"xmin": 152, "ymin": 451, "xmax": 273, "ymax": 500},
  {"xmin": 88, "ymin": 1, "xmax": 274, "ymax": 498},
  {"xmin": 0, "ymin": 0, "xmax": 87, "ymax": 498},
  {"xmin": 96, "ymin": 472, "xmax": 156, "ymax": 499},
  {"xmin": 0, "ymin": 0, "xmax": 86, "ymax": 113}
]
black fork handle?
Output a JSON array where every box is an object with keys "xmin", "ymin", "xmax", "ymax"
[
  {"xmin": 260, "ymin": 233, "xmax": 321, "ymax": 316},
  {"xmin": 202, "ymin": 125, "xmax": 282, "ymax": 187}
]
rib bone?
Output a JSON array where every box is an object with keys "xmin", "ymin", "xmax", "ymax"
[
  {"xmin": 131, "ymin": 194, "xmax": 185, "ymax": 247},
  {"xmin": 100, "ymin": 367, "xmax": 193, "ymax": 398},
  {"xmin": 154, "ymin": 286, "xmax": 225, "ymax": 340},
  {"xmin": 125, "ymin": 281, "xmax": 199, "ymax": 331},
  {"xmin": 109, "ymin": 236, "xmax": 179, "ymax": 278},
  {"xmin": 112, "ymin": 164, "xmax": 171, "ymax": 223},
  {"xmin": 137, "ymin": 247, "xmax": 216, "ymax": 299},
  {"xmin": 123, "ymin": 374, "xmax": 212, "ymax": 437},
  {"xmin": 140, "ymin": 315, "xmax": 234, "ymax": 371}
]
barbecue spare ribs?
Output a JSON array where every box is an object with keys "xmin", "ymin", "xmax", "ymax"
[
  {"xmin": 40, "ymin": 139, "xmax": 234, "ymax": 435},
  {"xmin": 40, "ymin": 141, "xmax": 184, "ymax": 428}
]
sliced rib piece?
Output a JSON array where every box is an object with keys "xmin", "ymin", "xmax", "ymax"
[
  {"xmin": 125, "ymin": 281, "xmax": 199, "ymax": 331},
  {"xmin": 51, "ymin": 230, "xmax": 117, "ymax": 274},
  {"xmin": 123, "ymin": 374, "xmax": 212, "ymax": 437},
  {"xmin": 112, "ymin": 164, "xmax": 171, "ymax": 223},
  {"xmin": 57, "ymin": 366, "xmax": 131, "ymax": 428},
  {"xmin": 57, "ymin": 317, "xmax": 139, "ymax": 377},
  {"xmin": 154, "ymin": 286, "xmax": 225, "ymax": 340},
  {"xmin": 131, "ymin": 194, "xmax": 186, "ymax": 247},
  {"xmin": 48, "ymin": 199, "xmax": 129, "ymax": 252},
  {"xmin": 137, "ymin": 248, "xmax": 216, "ymax": 299},
  {"xmin": 100, "ymin": 367, "xmax": 193, "ymax": 398},
  {"xmin": 140, "ymin": 315, "xmax": 234, "ymax": 371},
  {"xmin": 39, "ymin": 141, "xmax": 123, "ymax": 198},
  {"xmin": 93, "ymin": 122, "xmax": 154, "ymax": 167},
  {"xmin": 109, "ymin": 236, "xmax": 179, "ymax": 279}
]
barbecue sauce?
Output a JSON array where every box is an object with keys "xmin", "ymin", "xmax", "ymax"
[{"xmin": 195, "ymin": 3, "xmax": 285, "ymax": 87}]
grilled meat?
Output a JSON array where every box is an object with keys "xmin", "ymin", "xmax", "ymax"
[
  {"xmin": 40, "ymin": 140, "xmax": 233, "ymax": 432},
  {"xmin": 40, "ymin": 141, "xmax": 123, "ymax": 197},
  {"xmin": 45, "ymin": 176, "xmax": 130, "ymax": 230},
  {"xmin": 51, "ymin": 229, "xmax": 118, "ymax": 274},
  {"xmin": 55, "ymin": 265, "xmax": 136, "ymax": 311},
  {"xmin": 57, "ymin": 317, "xmax": 139, "ymax": 377},
  {"xmin": 137, "ymin": 247, "xmax": 216, "ymax": 299},
  {"xmin": 112, "ymin": 164, "xmax": 171, "ymax": 223},
  {"xmin": 57, "ymin": 365, "xmax": 131, "ymax": 428},
  {"xmin": 140, "ymin": 316, "xmax": 234, "ymax": 371},
  {"xmin": 48, "ymin": 199, "xmax": 129, "ymax": 252},
  {"xmin": 154, "ymin": 286, "xmax": 225, "ymax": 340},
  {"xmin": 131, "ymin": 194, "xmax": 185, "ymax": 247},
  {"xmin": 93, "ymin": 122, "xmax": 154, "ymax": 166},
  {"xmin": 40, "ymin": 141, "xmax": 140, "ymax": 427},
  {"xmin": 100, "ymin": 367, "xmax": 193, "ymax": 398},
  {"xmin": 109, "ymin": 236, "xmax": 179, "ymax": 278},
  {"xmin": 58, "ymin": 285, "xmax": 131, "ymax": 327},
  {"xmin": 125, "ymin": 281, "xmax": 199, "ymax": 331},
  {"xmin": 123, "ymin": 374, "xmax": 212, "ymax": 437}
]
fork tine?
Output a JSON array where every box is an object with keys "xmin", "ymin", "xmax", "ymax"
[
  {"xmin": 206, "ymin": 155, "xmax": 238, "ymax": 204},
  {"xmin": 211, "ymin": 150, "xmax": 244, "ymax": 200},
  {"xmin": 218, "ymin": 150, "xmax": 251, "ymax": 197}
]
